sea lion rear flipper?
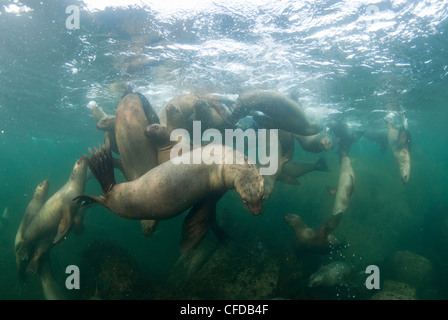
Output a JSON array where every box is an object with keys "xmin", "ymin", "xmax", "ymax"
[
  {"xmin": 53, "ymin": 207, "xmax": 73, "ymax": 244},
  {"xmin": 73, "ymin": 195, "xmax": 107, "ymax": 207},
  {"xmin": 180, "ymin": 194, "xmax": 223, "ymax": 254}
]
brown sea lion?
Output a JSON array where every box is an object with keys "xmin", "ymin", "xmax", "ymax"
[
  {"xmin": 15, "ymin": 180, "xmax": 49, "ymax": 287},
  {"xmin": 261, "ymin": 130, "xmax": 295, "ymax": 199},
  {"xmin": 144, "ymin": 123, "xmax": 180, "ymax": 165},
  {"xmin": 115, "ymin": 92, "xmax": 161, "ymax": 236},
  {"xmin": 278, "ymin": 156, "xmax": 329, "ymax": 185},
  {"xmin": 330, "ymin": 150, "xmax": 355, "ymax": 216},
  {"xmin": 158, "ymin": 93, "xmax": 198, "ymax": 133},
  {"xmin": 74, "ymin": 136, "xmax": 264, "ymax": 250},
  {"xmin": 387, "ymin": 123, "xmax": 411, "ymax": 184},
  {"xmin": 193, "ymin": 98, "xmax": 233, "ymax": 132},
  {"xmin": 230, "ymin": 90, "xmax": 322, "ymax": 136},
  {"xmin": 284, "ymin": 213, "xmax": 342, "ymax": 253},
  {"xmin": 15, "ymin": 157, "xmax": 88, "ymax": 273},
  {"xmin": 292, "ymin": 132, "xmax": 335, "ymax": 153},
  {"xmin": 115, "ymin": 92, "xmax": 160, "ymax": 180}
]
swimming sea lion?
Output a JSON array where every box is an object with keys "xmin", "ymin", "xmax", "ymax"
[
  {"xmin": 262, "ymin": 130, "xmax": 294, "ymax": 199},
  {"xmin": 15, "ymin": 157, "xmax": 88, "ymax": 273},
  {"xmin": 387, "ymin": 123, "xmax": 411, "ymax": 184},
  {"xmin": 193, "ymin": 99, "xmax": 233, "ymax": 132},
  {"xmin": 144, "ymin": 123, "xmax": 180, "ymax": 165},
  {"xmin": 230, "ymin": 90, "xmax": 322, "ymax": 136},
  {"xmin": 15, "ymin": 180, "xmax": 50, "ymax": 287},
  {"xmin": 74, "ymin": 135, "xmax": 264, "ymax": 250},
  {"xmin": 331, "ymin": 150, "xmax": 355, "ymax": 216},
  {"xmin": 284, "ymin": 213, "xmax": 342, "ymax": 253},
  {"xmin": 292, "ymin": 132, "xmax": 335, "ymax": 153},
  {"xmin": 158, "ymin": 93, "xmax": 199, "ymax": 133},
  {"xmin": 114, "ymin": 92, "xmax": 161, "ymax": 236},
  {"xmin": 326, "ymin": 120, "xmax": 364, "ymax": 153},
  {"xmin": 38, "ymin": 253, "xmax": 66, "ymax": 300},
  {"xmin": 278, "ymin": 156, "xmax": 329, "ymax": 185},
  {"xmin": 115, "ymin": 92, "xmax": 160, "ymax": 181},
  {"xmin": 308, "ymin": 261, "xmax": 352, "ymax": 288}
]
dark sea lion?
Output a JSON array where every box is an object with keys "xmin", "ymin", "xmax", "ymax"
[
  {"xmin": 74, "ymin": 136, "xmax": 264, "ymax": 250},
  {"xmin": 284, "ymin": 213, "xmax": 342, "ymax": 253},
  {"xmin": 15, "ymin": 157, "xmax": 88, "ymax": 272},
  {"xmin": 308, "ymin": 261, "xmax": 352, "ymax": 287},
  {"xmin": 331, "ymin": 150, "xmax": 355, "ymax": 216},
  {"xmin": 15, "ymin": 180, "xmax": 49, "ymax": 287},
  {"xmin": 278, "ymin": 156, "xmax": 329, "ymax": 185},
  {"xmin": 230, "ymin": 90, "xmax": 322, "ymax": 136},
  {"xmin": 262, "ymin": 130, "xmax": 295, "ymax": 199},
  {"xmin": 387, "ymin": 123, "xmax": 411, "ymax": 184},
  {"xmin": 115, "ymin": 92, "xmax": 161, "ymax": 236},
  {"xmin": 326, "ymin": 119, "xmax": 364, "ymax": 153},
  {"xmin": 292, "ymin": 132, "xmax": 335, "ymax": 153}
]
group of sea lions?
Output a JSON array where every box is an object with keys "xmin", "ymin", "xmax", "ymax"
[{"xmin": 12, "ymin": 88, "xmax": 411, "ymax": 298}]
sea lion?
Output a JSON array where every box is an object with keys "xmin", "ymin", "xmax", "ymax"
[
  {"xmin": 114, "ymin": 92, "xmax": 161, "ymax": 236},
  {"xmin": 387, "ymin": 123, "xmax": 411, "ymax": 184},
  {"xmin": 38, "ymin": 253, "xmax": 66, "ymax": 300},
  {"xmin": 158, "ymin": 93, "xmax": 199, "ymax": 133},
  {"xmin": 89, "ymin": 102, "xmax": 119, "ymax": 155},
  {"xmin": 330, "ymin": 150, "xmax": 355, "ymax": 216},
  {"xmin": 284, "ymin": 213, "xmax": 342, "ymax": 253},
  {"xmin": 308, "ymin": 261, "xmax": 352, "ymax": 287},
  {"xmin": 278, "ymin": 156, "xmax": 329, "ymax": 185},
  {"xmin": 326, "ymin": 119, "xmax": 364, "ymax": 153},
  {"xmin": 144, "ymin": 123, "xmax": 182, "ymax": 165},
  {"xmin": 193, "ymin": 98, "xmax": 233, "ymax": 132},
  {"xmin": 115, "ymin": 92, "xmax": 160, "ymax": 180},
  {"xmin": 74, "ymin": 136, "xmax": 264, "ymax": 250},
  {"xmin": 14, "ymin": 180, "xmax": 49, "ymax": 287},
  {"xmin": 292, "ymin": 132, "xmax": 335, "ymax": 153},
  {"xmin": 230, "ymin": 90, "xmax": 322, "ymax": 136},
  {"xmin": 261, "ymin": 130, "xmax": 294, "ymax": 199},
  {"xmin": 15, "ymin": 157, "xmax": 88, "ymax": 273}
]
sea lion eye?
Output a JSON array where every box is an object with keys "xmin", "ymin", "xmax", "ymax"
[{"xmin": 243, "ymin": 199, "xmax": 248, "ymax": 204}]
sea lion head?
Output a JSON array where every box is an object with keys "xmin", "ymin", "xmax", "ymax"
[
  {"xmin": 144, "ymin": 123, "xmax": 170, "ymax": 146},
  {"xmin": 96, "ymin": 115, "xmax": 116, "ymax": 132},
  {"xmin": 319, "ymin": 133, "xmax": 332, "ymax": 151},
  {"xmin": 70, "ymin": 156, "xmax": 88, "ymax": 182},
  {"xmin": 308, "ymin": 272, "xmax": 324, "ymax": 288},
  {"xmin": 35, "ymin": 179, "xmax": 50, "ymax": 200},
  {"xmin": 234, "ymin": 169, "xmax": 264, "ymax": 216}
]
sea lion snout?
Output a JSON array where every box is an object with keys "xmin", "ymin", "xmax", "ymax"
[{"xmin": 246, "ymin": 199, "xmax": 263, "ymax": 216}]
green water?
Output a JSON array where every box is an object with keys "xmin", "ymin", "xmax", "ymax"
[{"xmin": 1, "ymin": 0, "xmax": 448, "ymax": 300}]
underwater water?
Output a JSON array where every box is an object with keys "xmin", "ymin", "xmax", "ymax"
[{"xmin": 0, "ymin": 0, "xmax": 448, "ymax": 301}]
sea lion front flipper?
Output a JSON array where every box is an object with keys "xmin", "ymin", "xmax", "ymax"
[
  {"xmin": 141, "ymin": 219, "xmax": 159, "ymax": 238},
  {"xmin": 53, "ymin": 207, "xmax": 73, "ymax": 244}
]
